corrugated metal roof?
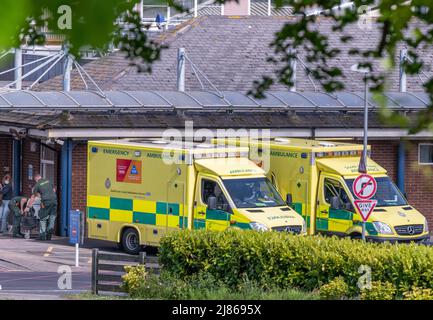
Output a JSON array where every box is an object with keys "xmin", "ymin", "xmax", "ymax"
[{"xmin": 0, "ymin": 90, "xmax": 429, "ymax": 111}]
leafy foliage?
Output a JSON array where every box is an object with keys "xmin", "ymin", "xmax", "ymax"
[
  {"xmin": 403, "ymin": 287, "xmax": 433, "ymax": 300},
  {"xmin": 122, "ymin": 264, "xmax": 147, "ymax": 296},
  {"xmin": 360, "ymin": 281, "xmax": 397, "ymax": 300},
  {"xmin": 319, "ymin": 276, "xmax": 350, "ymax": 300},
  {"xmin": 121, "ymin": 269, "xmax": 319, "ymax": 300},
  {"xmin": 159, "ymin": 229, "xmax": 433, "ymax": 298}
]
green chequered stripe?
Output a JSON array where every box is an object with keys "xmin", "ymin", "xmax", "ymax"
[
  {"xmin": 156, "ymin": 202, "xmax": 180, "ymax": 215},
  {"xmin": 353, "ymin": 220, "xmax": 378, "ymax": 236},
  {"xmin": 329, "ymin": 209, "xmax": 353, "ymax": 220},
  {"xmin": 88, "ymin": 207, "xmax": 110, "ymax": 220},
  {"xmin": 179, "ymin": 216, "xmax": 188, "ymax": 228},
  {"xmin": 316, "ymin": 218, "xmax": 328, "ymax": 230},
  {"xmin": 292, "ymin": 202, "xmax": 303, "ymax": 214},
  {"xmin": 304, "ymin": 215, "xmax": 310, "ymax": 228},
  {"xmin": 194, "ymin": 219, "xmax": 206, "ymax": 229},
  {"xmin": 110, "ymin": 197, "xmax": 133, "ymax": 211},
  {"xmin": 206, "ymin": 209, "xmax": 230, "ymax": 221},
  {"xmin": 133, "ymin": 212, "xmax": 156, "ymax": 225},
  {"xmin": 232, "ymin": 222, "xmax": 251, "ymax": 229}
]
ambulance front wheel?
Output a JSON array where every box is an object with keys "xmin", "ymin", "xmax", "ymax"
[{"xmin": 122, "ymin": 228, "xmax": 142, "ymax": 255}]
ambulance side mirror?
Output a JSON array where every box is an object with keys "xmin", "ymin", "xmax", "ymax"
[
  {"xmin": 330, "ymin": 197, "xmax": 340, "ymax": 210},
  {"xmin": 285, "ymin": 193, "xmax": 293, "ymax": 207},
  {"xmin": 207, "ymin": 196, "xmax": 217, "ymax": 210}
]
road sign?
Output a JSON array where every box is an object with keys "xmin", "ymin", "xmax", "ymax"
[
  {"xmin": 69, "ymin": 210, "xmax": 81, "ymax": 244},
  {"xmin": 69, "ymin": 210, "xmax": 82, "ymax": 267},
  {"xmin": 353, "ymin": 174, "xmax": 377, "ymax": 200},
  {"xmin": 354, "ymin": 199, "xmax": 377, "ymax": 222}
]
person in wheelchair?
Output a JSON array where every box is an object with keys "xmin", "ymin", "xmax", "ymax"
[{"xmin": 8, "ymin": 196, "xmax": 30, "ymax": 238}]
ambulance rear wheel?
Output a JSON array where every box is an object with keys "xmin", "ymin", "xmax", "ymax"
[{"xmin": 122, "ymin": 228, "xmax": 141, "ymax": 255}]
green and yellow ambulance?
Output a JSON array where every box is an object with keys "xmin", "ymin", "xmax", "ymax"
[
  {"xmin": 214, "ymin": 138, "xmax": 430, "ymax": 243},
  {"xmin": 87, "ymin": 139, "xmax": 306, "ymax": 253}
]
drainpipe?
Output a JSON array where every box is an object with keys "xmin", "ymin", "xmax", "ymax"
[
  {"xmin": 177, "ymin": 48, "xmax": 185, "ymax": 92},
  {"xmin": 12, "ymin": 139, "xmax": 22, "ymax": 197},
  {"xmin": 14, "ymin": 47, "xmax": 22, "ymax": 90},
  {"xmin": 397, "ymin": 140, "xmax": 405, "ymax": 194},
  {"xmin": 397, "ymin": 49, "xmax": 407, "ymax": 194},
  {"xmin": 289, "ymin": 49, "xmax": 297, "ymax": 92},
  {"xmin": 60, "ymin": 139, "xmax": 73, "ymax": 236},
  {"xmin": 399, "ymin": 49, "xmax": 407, "ymax": 93},
  {"xmin": 63, "ymin": 46, "xmax": 73, "ymax": 92}
]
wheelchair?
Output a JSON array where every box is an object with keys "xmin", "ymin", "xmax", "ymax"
[{"xmin": 20, "ymin": 198, "xmax": 41, "ymax": 239}]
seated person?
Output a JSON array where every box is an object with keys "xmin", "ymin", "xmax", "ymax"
[{"xmin": 8, "ymin": 196, "xmax": 31, "ymax": 238}]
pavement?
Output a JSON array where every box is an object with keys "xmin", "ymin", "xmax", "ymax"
[{"xmin": 0, "ymin": 233, "xmax": 122, "ymax": 300}]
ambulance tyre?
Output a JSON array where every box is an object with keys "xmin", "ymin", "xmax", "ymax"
[{"xmin": 122, "ymin": 228, "xmax": 141, "ymax": 255}]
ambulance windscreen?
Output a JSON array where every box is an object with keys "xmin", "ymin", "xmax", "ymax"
[{"xmin": 222, "ymin": 177, "xmax": 286, "ymax": 209}]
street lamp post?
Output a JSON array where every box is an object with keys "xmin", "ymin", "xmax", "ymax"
[{"xmin": 351, "ymin": 64, "xmax": 370, "ymax": 241}]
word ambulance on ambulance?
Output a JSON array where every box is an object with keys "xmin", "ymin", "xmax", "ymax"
[
  {"xmin": 87, "ymin": 139, "xmax": 306, "ymax": 254},
  {"xmin": 214, "ymin": 138, "xmax": 429, "ymax": 243}
]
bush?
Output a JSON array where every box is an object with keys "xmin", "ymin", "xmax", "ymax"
[
  {"xmin": 122, "ymin": 265, "xmax": 147, "ymax": 297},
  {"xmin": 159, "ymin": 229, "xmax": 433, "ymax": 296},
  {"xmin": 360, "ymin": 281, "xmax": 396, "ymax": 300},
  {"xmin": 319, "ymin": 277, "xmax": 349, "ymax": 300},
  {"xmin": 121, "ymin": 269, "xmax": 319, "ymax": 300},
  {"xmin": 403, "ymin": 287, "xmax": 433, "ymax": 300}
]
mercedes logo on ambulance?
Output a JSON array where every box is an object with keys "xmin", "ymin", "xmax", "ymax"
[{"xmin": 407, "ymin": 226, "xmax": 415, "ymax": 235}]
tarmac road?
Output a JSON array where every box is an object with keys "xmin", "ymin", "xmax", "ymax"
[
  {"xmin": 0, "ymin": 235, "xmax": 129, "ymax": 299},
  {"xmin": 0, "ymin": 271, "xmax": 91, "ymax": 300}
]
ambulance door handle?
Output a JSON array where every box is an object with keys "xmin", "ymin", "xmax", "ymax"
[
  {"xmin": 321, "ymin": 210, "xmax": 328, "ymax": 214},
  {"xmin": 198, "ymin": 211, "xmax": 206, "ymax": 216}
]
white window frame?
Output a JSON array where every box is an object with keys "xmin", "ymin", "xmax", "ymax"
[
  {"xmin": 40, "ymin": 144, "xmax": 56, "ymax": 180},
  {"xmin": 418, "ymin": 143, "xmax": 433, "ymax": 165}
]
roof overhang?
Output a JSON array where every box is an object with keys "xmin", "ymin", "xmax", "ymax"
[{"xmin": 1, "ymin": 126, "xmax": 432, "ymax": 140}]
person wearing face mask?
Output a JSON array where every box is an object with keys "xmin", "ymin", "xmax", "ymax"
[{"xmin": 0, "ymin": 174, "xmax": 13, "ymax": 234}]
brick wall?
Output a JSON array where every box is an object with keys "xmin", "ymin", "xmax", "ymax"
[
  {"xmin": 0, "ymin": 136, "xmax": 12, "ymax": 179},
  {"xmin": 405, "ymin": 140, "xmax": 433, "ymax": 226},
  {"xmin": 369, "ymin": 140, "xmax": 399, "ymax": 181},
  {"xmin": 71, "ymin": 142, "xmax": 87, "ymax": 213}
]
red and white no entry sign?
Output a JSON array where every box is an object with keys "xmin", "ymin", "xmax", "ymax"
[
  {"xmin": 352, "ymin": 174, "xmax": 377, "ymax": 200},
  {"xmin": 354, "ymin": 199, "xmax": 377, "ymax": 221}
]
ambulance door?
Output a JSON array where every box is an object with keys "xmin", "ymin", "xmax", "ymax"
[
  {"xmin": 317, "ymin": 173, "xmax": 354, "ymax": 236},
  {"xmin": 194, "ymin": 175, "xmax": 231, "ymax": 231},
  {"xmin": 163, "ymin": 181, "xmax": 186, "ymax": 235},
  {"xmin": 166, "ymin": 180, "xmax": 186, "ymax": 231}
]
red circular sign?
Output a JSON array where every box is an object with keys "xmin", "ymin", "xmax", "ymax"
[{"xmin": 352, "ymin": 174, "xmax": 377, "ymax": 200}]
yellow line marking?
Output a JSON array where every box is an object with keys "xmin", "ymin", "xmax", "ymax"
[{"xmin": 43, "ymin": 246, "xmax": 53, "ymax": 257}]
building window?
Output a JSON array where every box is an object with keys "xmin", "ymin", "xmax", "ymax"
[
  {"xmin": 41, "ymin": 145, "xmax": 56, "ymax": 183},
  {"xmin": 419, "ymin": 143, "xmax": 433, "ymax": 165}
]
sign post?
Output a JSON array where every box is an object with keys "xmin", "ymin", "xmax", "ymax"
[
  {"xmin": 69, "ymin": 210, "xmax": 81, "ymax": 267},
  {"xmin": 352, "ymin": 174, "xmax": 377, "ymax": 241}
]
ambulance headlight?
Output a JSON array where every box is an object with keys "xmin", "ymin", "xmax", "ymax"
[
  {"xmin": 250, "ymin": 222, "xmax": 269, "ymax": 232},
  {"xmin": 425, "ymin": 219, "xmax": 429, "ymax": 233},
  {"xmin": 372, "ymin": 222, "xmax": 393, "ymax": 235}
]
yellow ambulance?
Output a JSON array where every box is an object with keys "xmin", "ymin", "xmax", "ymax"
[
  {"xmin": 87, "ymin": 139, "xmax": 306, "ymax": 253},
  {"xmin": 214, "ymin": 138, "xmax": 430, "ymax": 243}
]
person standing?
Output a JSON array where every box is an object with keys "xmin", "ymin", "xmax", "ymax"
[
  {"xmin": 0, "ymin": 174, "xmax": 13, "ymax": 234},
  {"xmin": 33, "ymin": 173, "xmax": 57, "ymax": 241},
  {"xmin": 8, "ymin": 196, "xmax": 27, "ymax": 238}
]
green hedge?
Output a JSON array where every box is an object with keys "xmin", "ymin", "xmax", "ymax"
[{"xmin": 159, "ymin": 230, "xmax": 433, "ymax": 297}]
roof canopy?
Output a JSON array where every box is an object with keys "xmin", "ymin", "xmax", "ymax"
[{"xmin": 0, "ymin": 90, "xmax": 430, "ymax": 112}]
